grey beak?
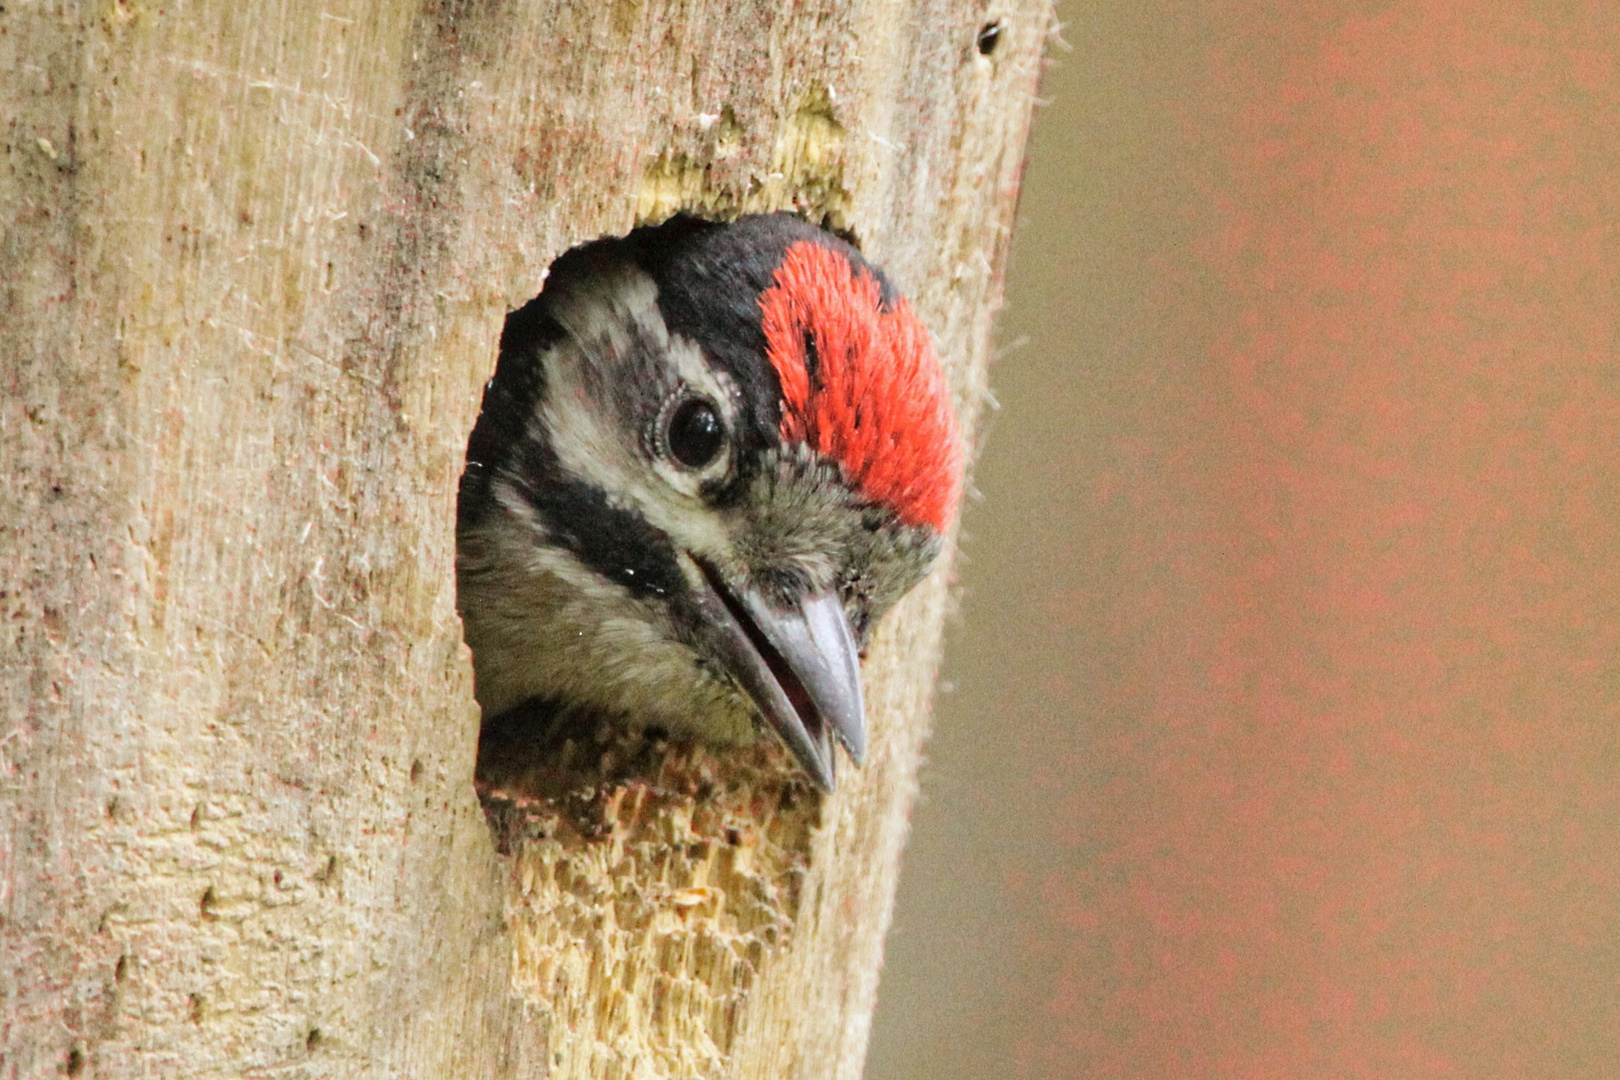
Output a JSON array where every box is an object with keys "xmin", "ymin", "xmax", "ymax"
[{"xmin": 690, "ymin": 562, "xmax": 867, "ymax": 790}]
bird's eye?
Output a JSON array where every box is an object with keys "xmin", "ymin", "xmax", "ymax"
[{"xmin": 666, "ymin": 398, "xmax": 726, "ymax": 468}]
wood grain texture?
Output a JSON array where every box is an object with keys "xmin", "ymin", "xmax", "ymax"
[{"xmin": 0, "ymin": 1, "xmax": 1049, "ymax": 1077}]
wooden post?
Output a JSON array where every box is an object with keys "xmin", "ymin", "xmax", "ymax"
[{"xmin": 0, "ymin": 2, "xmax": 1049, "ymax": 1076}]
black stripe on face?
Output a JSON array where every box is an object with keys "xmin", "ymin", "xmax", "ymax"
[
  {"xmin": 505, "ymin": 438, "xmax": 688, "ymax": 603},
  {"xmin": 464, "ymin": 287, "xmax": 688, "ymax": 604}
]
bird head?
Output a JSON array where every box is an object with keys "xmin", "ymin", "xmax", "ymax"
[{"xmin": 457, "ymin": 214, "xmax": 962, "ymax": 790}]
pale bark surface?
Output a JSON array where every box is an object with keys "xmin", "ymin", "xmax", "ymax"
[{"xmin": 0, "ymin": 1, "xmax": 1049, "ymax": 1077}]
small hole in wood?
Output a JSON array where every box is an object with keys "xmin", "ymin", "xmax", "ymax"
[
  {"xmin": 67, "ymin": 1048, "xmax": 85, "ymax": 1076},
  {"xmin": 977, "ymin": 21, "xmax": 1003, "ymax": 56}
]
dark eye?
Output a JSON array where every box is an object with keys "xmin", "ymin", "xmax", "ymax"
[{"xmin": 667, "ymin": 398, "xmax": 725, "ymax": 468}]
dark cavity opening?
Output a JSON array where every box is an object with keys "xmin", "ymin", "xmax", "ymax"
[{"xmin": 977, "ymin": 21, "xmax": 1003, "ymax": 56}]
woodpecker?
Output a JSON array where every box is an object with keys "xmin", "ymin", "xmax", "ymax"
[{"xmin": 457, "ymin": 213, "xmax": 962, "ymax": 791}]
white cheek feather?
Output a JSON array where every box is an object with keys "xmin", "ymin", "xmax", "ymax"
[{"xmin": 538, "ymin": 264, "xmax": 739, "ymax": 562}]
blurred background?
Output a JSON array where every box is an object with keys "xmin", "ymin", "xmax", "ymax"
[{"xmin": 867, "ymin": 3, "xmax": 1620, "ymax": 1078}]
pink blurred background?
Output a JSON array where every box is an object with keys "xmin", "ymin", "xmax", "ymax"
[{"xmin": 868, "ymin": 3, "xmax": 1620, "ymax": 1077}]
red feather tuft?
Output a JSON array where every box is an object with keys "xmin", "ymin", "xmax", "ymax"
[{"xmin": 759, "ymin": 241, "xmax": 962, "ymax": 533}]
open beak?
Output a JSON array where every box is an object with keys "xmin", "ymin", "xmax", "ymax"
[{"xmin": 690, "ymin": 560, "xmax": 866, "ymax": 791}]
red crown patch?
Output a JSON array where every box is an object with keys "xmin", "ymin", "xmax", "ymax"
[{"xmin": 759, "ymin": 241, "xmax": 962, "ymax": 533}]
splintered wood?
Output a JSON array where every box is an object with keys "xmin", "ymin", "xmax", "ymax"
[
  {"xmin": 0, "ymin": 1, "xmax": 1051, "ymax": 1077},
  {"xmin": 481, "ymin": 732, "xmax": 820, "ymax": 1079}
]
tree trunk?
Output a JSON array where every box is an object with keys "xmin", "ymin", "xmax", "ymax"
[{"xmin": 0, "ymin": 2, "xmax": 1049, "ymax": 1077}]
